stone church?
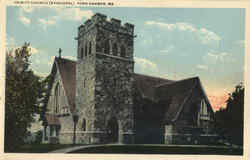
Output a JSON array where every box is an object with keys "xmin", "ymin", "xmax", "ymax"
[{"xmin": 42, "ymin": 13, "xmax": 216, "ymax": 145}]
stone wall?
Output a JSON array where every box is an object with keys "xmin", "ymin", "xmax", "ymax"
[
  {"xmin": 75, "ymin": 25, "xmax": 97, "ymax": 144},
  {"xmin": 58, "ymin": 116, "xmax": 74, "ymax": 144},
  {"xmin": 177, "ymin": 84, "xmax": 214, "ymax": 130},
  {"xmin": 75, "ymin": 13, "xmax": 135, "ymax": 144},
  {"xmin": 95, "ymin": 54, "xmax": 134, "ymax": 143},
  {"xmin": 46, "ymin": 70, "xmax": 71, "ymax": 115},
  {"xmin": 43, "ymin": 70, "xmax": 73, "ymax": 144},
  {"xmin": 165, "ymin": 124, "xmax": 220, "ymax": 145}
]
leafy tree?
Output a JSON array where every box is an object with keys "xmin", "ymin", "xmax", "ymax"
[
  {"xmin": 34, "ymin": 130, "xmax": 43, "ymax": 144},
  {"xmin": 5, "ymin": 43, "xmax": 46, "ymax": 152},
  {"xmin": 215, "ymin": 83, "xmax": 244, "ymax": 145}
]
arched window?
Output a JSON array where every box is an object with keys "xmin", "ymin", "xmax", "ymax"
[
  {"xmin": 96, "ymin": 43, "xmax": 101, "ymax": 52},
  {"xmin": 85, "ymin": 44, "xmax": 88, "ymax": 57},
  {"xmin": 54, "ymin": 83, "xmax": 60, "ymax": 113},
  {"xmin": 107, "ymin": 117, "xmax": 119, "ymax": 142},
  {"xmin": 89, "ymin": 42, "xmax": 92, "ymax": 55},
  {"xmin": 104, "ymin": 40, "xmax": 110, "ymax": 54},
  {"xmin": 82, "ymin": 119, "xmax": 86, "ymax": 131},
  {"xmin": 120, "ymin": 45, "xmax": 126, "ymax": 57},
  {"xmin": 80, "ymin": 47, "xmax": 84, "ymax": 59},
  {"xmin": 112, "ymin": 43, "xmax": 118, "ymax": 56}
]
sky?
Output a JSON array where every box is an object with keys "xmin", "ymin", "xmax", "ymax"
[{"xmin": 6, "ymin": 6, "xmax": 245, "ymax": 111}]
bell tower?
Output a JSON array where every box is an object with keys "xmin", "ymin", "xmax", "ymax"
[{"xmin": 75, "ymin": 13, "xmax": 135, "ymax": 144}]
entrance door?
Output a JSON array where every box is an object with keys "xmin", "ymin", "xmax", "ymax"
[{"xmin": 107, "ymin": 117, "xmax": 119, "ymax": 143}]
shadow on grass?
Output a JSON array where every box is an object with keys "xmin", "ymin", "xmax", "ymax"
[
  {"xmin": 69, "ymin": 145, "xmax": 243, "ymax": 155},
  {"xmin": 7, "ymin": 144, "xmax": 82, "ymax": 153}
]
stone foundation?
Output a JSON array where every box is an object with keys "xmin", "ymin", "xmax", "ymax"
[
  {"xmin": 59, "ymin": 131, "xmax": 135, "ymax": 144},
  {"xmin": 164, "ymin": 125, "xmax": 220, "ymax": 145},
  {"xmin": 121, "ymin": 133, "xmax": 134, "ymax": 144}
]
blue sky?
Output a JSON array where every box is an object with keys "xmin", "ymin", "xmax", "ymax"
[{"xmin": 6, "ymin": 6, "xmax": 245, "ymax": 109}]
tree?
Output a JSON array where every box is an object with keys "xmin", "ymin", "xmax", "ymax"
[
  {"xmin": 215, "ymin": 83, "xmax": 244, "ymax": 145},
  {"xmin": 34, "ymin": 130, "xmax": 43, "ymax": 144},
  {"xmin": 5, "ymin": 43, "xmax": 46, "ymax": 152}
]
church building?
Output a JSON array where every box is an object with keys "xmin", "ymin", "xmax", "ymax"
[{"xmin": 42, "ymin": 13, "xmax": 216, "ymax": 145}]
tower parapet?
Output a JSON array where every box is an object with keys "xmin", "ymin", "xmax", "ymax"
[
  {"xmin": 78, "ymin": 13, "xmax": 134, "ymax": 37},
  {"xmin": 75, "ymin": 13, "xmax": 135, "ymax": 144}
]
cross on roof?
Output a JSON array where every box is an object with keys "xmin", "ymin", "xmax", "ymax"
[{"xmin": 59, "ymin": 48, "xmax": 62, "ymax": 58}]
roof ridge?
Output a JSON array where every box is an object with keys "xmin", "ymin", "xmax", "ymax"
[
  {"xmin": 155, "ymin": 76, "xmax": 199, "ymax": 88},
  {"xmin": 54, "ymin": 57, "xmax": 76, "ymax": 112},
  {"xmin": 133, "ymin": 73, "xmax": 174, "ymax": 81},
  {"xmin": 55, "ymin": 56, "xmax": 76, "ymax": 63},
  {"xmin": 172, "ymin": 79, "xmax": 198, "ymax": 122}
]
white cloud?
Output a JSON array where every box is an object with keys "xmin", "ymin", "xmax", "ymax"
[
  {"xmin": 21, "ymin": 6, "xmax": 35, "ymax": 13},
  {"xmin": 145, "ymin": 21, "xmax": 177, "ymax": 30},
  {"xmin": 20, "ymin": 6, "xmax": 42, "ymax": 13},
  {"xmin": 19, "ymin": 15, "xmax": 30, "ymax": 26},
  {"xmin": 196, "ymin": 64, "xmax": 208, "ymax": 70},
  {"xmin": 198, "ymin": 28, "xmax": 221, "ymax": 44},
  {"xmin": 38, "ymin": 18, "xmax": 57, "ymax": 30},
  {"xmin": 145, "ymin": 20, "xmax": 221, "ymax": 45},
  {"xmin": 6, "ymin": 35, "xmax": 16, "ymax": 47},
  {"xmin": 39, "ymin": 18, "xmax": 56, "ymax": 25},
  {"xmin": 134, "ymin": 57, "xmax": 159, "ymax": 73},
  {"xmin": 208, "ymin": 52, "xmax": 228, "ymax": 61},
  {"xmin": 53, "ymin": 8, "xmax": 94, "ymax": 21},
  {"xmin": 18, "ymin": 7, "xmax": 33, "ymax": 26},
  {"xmin": 203, "ymin": 51, "xmax": 235, "ymax": 64},
  {"xmin": 29, "ymin": 50, "xmax": 54, "ymax": 76},
  {"xmin": 145, "ymin": 21, "xmax": 196, "ymax": 32},
  {"xmin": 159, "ymin": 45, "xmax": 175, "ymax": 54},
  {"xmin": 142, "ymin": 38, "xmax": 153, "ymax": 45},
  {"xmin": 177, "ymin": 23, "xmax": 196, "ymax": 32},
  {"xmin": 29, "ymin": 46, "xmax": 39, "ymax": 54},
  {"xmin": 36, "ymin": 8, "xmax": 94, "ymax": 30}
]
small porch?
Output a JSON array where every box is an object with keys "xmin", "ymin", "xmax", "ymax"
[
  {"xmin": 164, "ymin": 124, "xmax": 219, "ymax": 145},
  {"xmin": 43, "ymin": 114, "xmax": 61, "ymax": 144}
]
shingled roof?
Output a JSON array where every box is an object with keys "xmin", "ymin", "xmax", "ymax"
[
  {"xmin": 45, "ymin": 114, "xmax": 60, "ymax": 125},
  {"xmin": 45, "ymin": 58, "xmax": 212, "ymax": 124},
  {"xmin": 45, "ymin": 57, "xmax": 76, "ymax": 113},
  {"xmin": 156, "ymin": 77, "xmax": 201, "ymax": 122},
  {"xmin": 155, "ymin": 77, "xmax": 199, "ymax": 101},
  {"xmin": 133, "ymin": 73, "xmax": 175, "ymax": 101},
  {"xmin": 134, "ymin": 75, "xmax": 212, "ymax": 123},
  {"xmin": 54, "ymin": 57, "xmax": 76, "ymax": 111}
]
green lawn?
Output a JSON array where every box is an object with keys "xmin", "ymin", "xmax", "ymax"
[
  {"xmin": 69, "ymin": 144, "xmax": 243, "ymax": 155},
  {"xmin": 9, "ymin": 144, "xmax": 81, "ymax": 153},
  {"xmin": 7, "ymin": 144, "xmax": 243, "ymax": 155}
]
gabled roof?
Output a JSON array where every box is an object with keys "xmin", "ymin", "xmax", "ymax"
[
  {"xmin": 134, "ymin": 75, "xmax": 213, "ymax": 123},
  {"xmin": 155, "ymin": 77, "xmax": 199, "ymax": 101},
  {"xmin": 46, "ymin": 57, "xmax": 76, "ymax": 113},
  {"xmin": 156, "ymin": 77, "xmax": 200, "ymax": 122},
  {"xmin": 45, "ymin": 113, "xmax": 60, "ymax": 125},
  {"xmin": 44, "ymin": 57, "xmax": 212, "ymax": 124},
  {"xmin": 133, "ymin": 73, "xmax": 175, "ymax": 101},
  {"xmin": 54, "ymin": 57, "xmax": 76, "ymax": 111}
]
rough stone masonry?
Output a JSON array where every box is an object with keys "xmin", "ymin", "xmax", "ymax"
[
  {"xmin": 43, "ymin": 13, "xmax": 216, "ymax": 145},
  {"xmin": 75, "ymin": 13, "xmax": 135, "ymax": 144}
]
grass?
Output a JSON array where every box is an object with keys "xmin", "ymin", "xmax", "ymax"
[
  {"xmin": 7, "ymin": 144, "xmax": 243, "ymax": 155},
  {"xmin": 8, "ymin": 144, "xmax": 82, "ymax": 153},
  {"xmin": 69, "ymin": 144, "xmax": 243, "ymax": 155}
]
